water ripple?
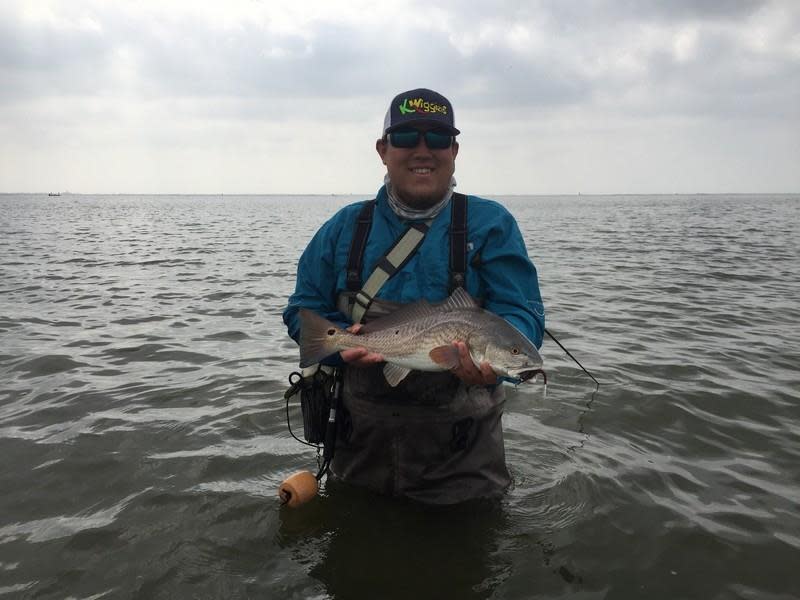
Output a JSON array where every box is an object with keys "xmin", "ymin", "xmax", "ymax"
[
  {"xmin": 1, "ymin": 193, "xmax": 799, "ymax": 598},
  {"xmin": 0, "ymin": 491, "xmax": 147, "ymax": 544}
]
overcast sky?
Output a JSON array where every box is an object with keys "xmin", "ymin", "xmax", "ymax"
[{"xmin": 1, "ymin": 0, "xmax": 798, "ymax": 194}]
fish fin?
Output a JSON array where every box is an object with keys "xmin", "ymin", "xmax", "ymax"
[
  {"xmin": 441, "ymin": 287, "xmax": 480, "ymax": 311},
  {"xmin": 359, "ymin": 289, "xmax": 480, "ymax": 334},
  {"xmin": 383, "ymin": 363, "xmax": 411, "ymax": 387},
  {"xmin": 298, "ymin": 309, "xmax": 341, "ymax": 368},
  {"xmin": 429, "ymin": 345, "xmax": 461, "ymax": 369}
]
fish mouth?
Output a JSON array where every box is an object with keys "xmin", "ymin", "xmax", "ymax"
[{"xmin": 518, "ymin": 368, "xmax": 547, "ymax": 385}]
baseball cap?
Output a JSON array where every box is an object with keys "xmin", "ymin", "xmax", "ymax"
[{"xmin": 382, "ymin": 88, "xmax": 460, "ymax": 136}]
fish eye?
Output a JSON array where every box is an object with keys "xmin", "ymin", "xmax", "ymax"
[
  {"xmin": 327, "ymin": 328, "xmax": 336, "ymax": 336},
  {"xmin": 511, "ymin": 347, "xmax": 519, "ymax": 355}
]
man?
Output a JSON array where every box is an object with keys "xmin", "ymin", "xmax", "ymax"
[{"xmin": 283, "ymin": 88, "xmax": 544, "ymax": 504}]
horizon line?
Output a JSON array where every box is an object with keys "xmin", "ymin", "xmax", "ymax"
[{"xmin": 2, "ymin": 191, "xmax": 799, "ymax": 197}]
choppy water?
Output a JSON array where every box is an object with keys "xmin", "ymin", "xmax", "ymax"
[{"xmin": 1, "ymin": 193, "xmax": 799, "ymax": 599}]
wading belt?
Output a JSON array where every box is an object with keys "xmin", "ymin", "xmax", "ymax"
[{"xmin": 345, "ymin": 193, "xmax": 468, "ymax": 323}]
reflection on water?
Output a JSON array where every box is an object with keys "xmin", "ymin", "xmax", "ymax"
[
  {"xmin": 278, "ymin": 487, "xmax": 511, "ymax": 600},
  {"xmin": 1, "ymin": 193, "xmax": 799, "ymax": 598}
]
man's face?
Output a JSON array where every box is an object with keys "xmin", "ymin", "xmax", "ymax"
[{"xmin": 376, "ymin": 126, "xmax": 459, "ymax": 209}]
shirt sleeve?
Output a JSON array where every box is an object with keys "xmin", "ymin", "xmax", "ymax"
[
  {"xmin": 282, "ymin": 214, "xmax": 350, "ymax": 349},
  {"xmin": 477, "ymin": 205, "xmax": 545, "ymax": 348}
]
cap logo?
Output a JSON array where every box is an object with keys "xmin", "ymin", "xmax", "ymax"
[{"xmin": 398, "ymin": 97, "xmax": 448, "ymax": 116}]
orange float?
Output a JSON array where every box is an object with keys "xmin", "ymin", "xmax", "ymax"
[{"xmin": 278, "ymin": 470, "xmax": 319, "ymax": 507}]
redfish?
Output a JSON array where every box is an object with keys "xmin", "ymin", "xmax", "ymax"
[{"xmin": 299, "ymin": 288, "xmax": 544, "ymax": 386}]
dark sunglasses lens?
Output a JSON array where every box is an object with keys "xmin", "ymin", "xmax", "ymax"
[
  {"xmin": 389, "ymin": 128, "xmax": 453, "ymax": 149},
  {"xmin": 424, "ymin": 130, "xmax": 453, "ymax": 149},
  {"xmin": 389, "ymin": 130, "xmax": 420, "ymax": 148}
]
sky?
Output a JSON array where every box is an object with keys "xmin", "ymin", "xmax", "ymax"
[{"xmin": 1, "ymin": 0, "xmax": 798, "ymax": 195}]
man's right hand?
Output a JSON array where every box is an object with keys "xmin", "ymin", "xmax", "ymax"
[{"xmin": 340, "ymin": 323, "xmax": 384, "ymax": 367}]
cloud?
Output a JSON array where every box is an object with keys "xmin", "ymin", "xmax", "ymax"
[
  {"xmin": 2, "ymin": 0, "xmax": 797, "ymax": 115},
  {"xmin": 0, "ymin": 0, "xmax": 798, "ymax": 193}
]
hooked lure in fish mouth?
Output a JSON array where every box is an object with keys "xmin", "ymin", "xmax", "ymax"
[{"xmin": 519, "ymin": 368, "xmax": 547, "ymax": 385}]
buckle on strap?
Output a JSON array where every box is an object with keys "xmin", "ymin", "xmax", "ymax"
[{"xmin": 354, "ymin": 290, "xmax": 373, "ymax": 310}]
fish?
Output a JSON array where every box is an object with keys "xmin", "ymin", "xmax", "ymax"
[{"xmin": 298, "ymin": 288, "xmax": 544, "ymax": 387}]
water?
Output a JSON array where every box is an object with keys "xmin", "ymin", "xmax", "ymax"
[{"xmin": 1, "ymin": 193, "xmax": 798, "ymax": 599}]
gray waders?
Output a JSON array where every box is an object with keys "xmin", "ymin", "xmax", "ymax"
[{"xmin": 330, "ymin": 299, "xmax": 511, "ymax": 504}]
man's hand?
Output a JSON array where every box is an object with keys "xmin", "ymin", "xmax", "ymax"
[
  {"xmin": 449, "ymin": 341, "xmax": 497, "ymax": 386},
  {"xmin": 340, "ymin": 323, "xmax": 384, "ymax": 368}
]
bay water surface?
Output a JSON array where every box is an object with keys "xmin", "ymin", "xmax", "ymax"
[{"xmin": 1, "ymin": 193, "xmax": 798, "ymax": 599}]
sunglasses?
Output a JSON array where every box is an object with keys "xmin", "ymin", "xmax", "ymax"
[{"xmin": 388, "ymin": 127, "xmax": 454, "ymax": 150}]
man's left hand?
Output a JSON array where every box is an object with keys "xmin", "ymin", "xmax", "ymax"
[
  {"xmin": 340, "ymin": 323, "xmax": 385, "ymax": 367},
  {"xmin": 449, "ymin": 341, "xmax": 497, "ymax": 386}
]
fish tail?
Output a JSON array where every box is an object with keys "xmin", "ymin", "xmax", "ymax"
[{"xmin": 298, "ymin": 309, "xmax": 343, "ymax": 368}]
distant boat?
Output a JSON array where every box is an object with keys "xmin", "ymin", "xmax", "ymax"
[{"xmin": 48, "ymin": 192, "xmax": 60, "ymax": 196}]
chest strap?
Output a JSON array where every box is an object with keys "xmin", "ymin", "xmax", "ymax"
[
  {"xmin": 346, "ymin": 193, "xmax": 468, "ymax": 323},
  {"xmin": 345, "ymin": 200, "xmax": 375, "ymax": 293},
  {"xmin": 351, "ymin": 218, "xmax": 433, "ymax": 323},
  {"xmin": 449, "ymin": 192, "xmax": 467, "ymax": 293}
]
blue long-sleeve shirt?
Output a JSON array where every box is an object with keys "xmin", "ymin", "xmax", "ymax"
[{"xmin": 283, "ymin": 186, "xmax": 545, "ymax": 355}]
